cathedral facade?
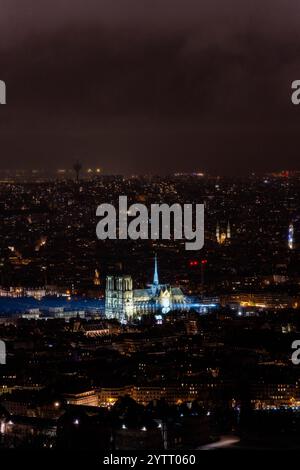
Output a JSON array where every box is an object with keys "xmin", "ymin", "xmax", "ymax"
[{"xmin": 105, "ymin": 256, "xmax": 186, "ymax": 321}]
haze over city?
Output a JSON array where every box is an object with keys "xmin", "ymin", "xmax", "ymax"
[{"xmin": 1, "ymin": 0, "xmax": 300, "ymax": 174}]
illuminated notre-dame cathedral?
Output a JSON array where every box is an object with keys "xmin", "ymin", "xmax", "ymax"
[{"xmin": 105, "ymin": 256, "xmax": 186, "ymax": 321}]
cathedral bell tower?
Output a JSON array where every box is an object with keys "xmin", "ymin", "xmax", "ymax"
[{"xmin": 105, "ymin": 275, "xmax": 134, "ymax": 321}]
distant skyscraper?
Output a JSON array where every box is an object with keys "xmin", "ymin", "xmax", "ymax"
[
  {"xmin": 288, "ymin": 223, "xmax": 294, "ymax": 250},
  {"xmin": 73, "ymin": 161, "xmax": 82, "ymax": 183}
]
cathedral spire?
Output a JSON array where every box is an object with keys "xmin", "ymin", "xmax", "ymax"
[{"xmin": 153, "ymin": 254, "xmax": 159, "ymax": 286}]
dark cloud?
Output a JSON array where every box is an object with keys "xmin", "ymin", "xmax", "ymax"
[{"xmin": 1, "ymin": 0, "xmax": 300, "ymax": 174}]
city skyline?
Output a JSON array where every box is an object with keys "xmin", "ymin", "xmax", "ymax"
[{"xmin": 0, "ymin": 173, "xmax": 300, "ymax": 450}]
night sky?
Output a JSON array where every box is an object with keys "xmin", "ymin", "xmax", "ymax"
[{"xmin": 1, "ymin": 0, "xmax": 300, "ymax": 175}]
